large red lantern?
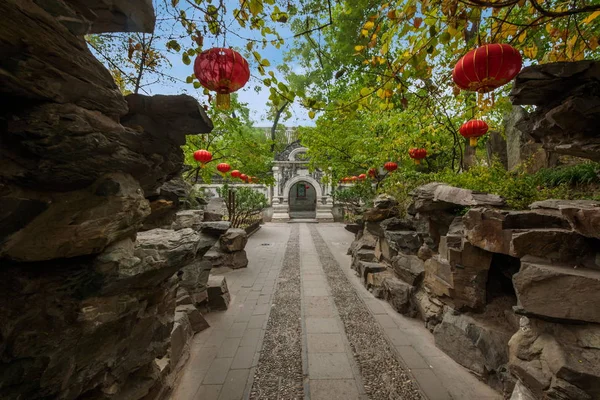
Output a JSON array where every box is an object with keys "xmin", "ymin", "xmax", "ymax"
[
  {"xmin": 194, "ymin": 48, "xmax": 250, "ymax": 109},
  {"xmin": 384, "ymin": 162, "xmax": 398, "ymax": 172},
  {"xmin": 358, "ymin": 173, "xmax": 367, "ymax": 180},
  {"xmin": 217, "ymin": 163, "xmax": 231, "ymax": 175},
  {"xmin": 453, "ymin": 44, "xmax": 522, "ymax": 93},
  {"xmin": 460, "ymin": 119, "xmax": 489, "ymax": 147},
  {"xmin": 193, "ymin": 149, "xmax": 212, "ymax": 167},
  {"xmin": 230, "ymin": 170, "xmax": 241, "ymax": 179},
  {"xmin": 408, "ymin": 148, "xmax": 427, "ymax": 165}
]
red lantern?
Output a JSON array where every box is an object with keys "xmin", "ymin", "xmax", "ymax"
[
  {"xmin": 230, "ymin": 170, "xmax": 241, "ymax": 179},
  {"xmin": 217, "ymin": 163, "xmax": 231, "ymax": 175},
  {"xmin": 305, "ymin": 185, "xmax": 310, "ymax": 189},
  {"xmin": 460, "ymin": 119, "xmax": 489, "ymax": 147},
  {"xmin": 194, "ymin": 48, "xmax": 250, "ymax": 109},
  {"xmin": 342, "ymin": 177, "xmax": 349, "ymax": 183},
  {"xmin": 351, "ymin": 176, "xmax": 358, "ymax": 182},
  {"xmin": 408, "ymin": 148, "xmax": 427, "ymax": 165},
  {"xmin": 453, "ymin": 44, "xmax": 522, "ymax": 93},
  {"xmin": 239, "ymin": 173, "xmax": 248, "ymax": 182},
  {"xmin": 384, "ymin": 162, "xmax": 398, "ymax": 172},
  {"xmin": 368, "ymin": 168, "xmax": 377, "ymax": 178},
  {"xmin": 358, "ymin": 173, "xmax": 367, "ymax": 180},
  {"xmin": 193, "ymin": 149, "xmax": 212, "ymax": 167}
]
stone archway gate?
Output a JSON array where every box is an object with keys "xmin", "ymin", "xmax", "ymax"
[{"xmin": 271, "ymin": 141, "xmax": 334, "ymax": 221}]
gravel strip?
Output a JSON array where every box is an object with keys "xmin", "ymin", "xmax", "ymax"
[
  {"xmin": 309, "ymin": 225, "xmax": 424, "ymax": 400},
  {"xmin": 250, "ymin": 225, "xmax": 304, "ymax": 399}
]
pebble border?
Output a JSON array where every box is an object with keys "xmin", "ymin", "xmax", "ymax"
[
  {"xmin": 309, "ymin": 225, "xmax": 424, "ymax": 400},
  {"xmin": 249, "ymin": 225, "xmax": 304, "ymax": 399}
]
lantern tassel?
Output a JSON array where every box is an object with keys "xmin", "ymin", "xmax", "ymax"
[
  {"xmin": 216, "ymin": 93, "xmax": 231, "ymax": 109},
  {"xmin": 414, "ymin": 159, "xmax": 421, "ymax": 165},
  {"xmin": 469, "ymin": 137, "xmax": 478, "ymax": 147}
]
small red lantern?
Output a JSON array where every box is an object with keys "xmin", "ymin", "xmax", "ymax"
[
  {"xmin": 230, "ymin": 170, "xmax": 241, "ymax": 179},
  {"xmin": 217, "ymin": 163, "xmax": 231, "ymax": 175},
  {"xmin": 239, "ymin": 173, "xmax": 248, "ymax": 182},
  {"xmin": 342, "ymin": 177, "xmax": 350, "ymax": 183},
  {"xmin": 358, "ymin": 173, "xmax": 367, "ymax": 180},
  {"xmin": 193, "ymin": 149, "xmax": 212, "ymax": 167},
  {"xmin": 351, "ymin": 176, "xmax": 358, "ymax": 182},
  {"xmin": 460, "ymin": 119, "xmax": 489, "ymax": 147},
  {"xmin": 305, "ymin": 184, "xmax": 310, "ymax": 189},
  {"xmin": 368, "ymin": 168, "xmax": 377, "ymax": 178},
  {"xmin": 453, "ymin": 44, "xmax": 522, "ymax": 93},
  {"xmin": 194, "ymin": 48, "xmax": 251, "ymax": 109},
  {"xmin": 384, "ymin": 162, "xmax": 398, "ymax": 172},
  {"xmin": 408, "ymin": 148, "xmax": 427, "ymax": 165}
]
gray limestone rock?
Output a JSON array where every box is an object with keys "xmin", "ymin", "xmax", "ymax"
[
  {"xmin": 513, "ymin": 257, "xmax": 600, "ymax": 323},
  {"xmin": 219, "ymin": 228, "xmax": 248, "ymax": 253}
]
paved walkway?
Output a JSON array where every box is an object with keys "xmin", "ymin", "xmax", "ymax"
[{"xmin": 171, "ymin": 223, "xmax": 501, "ymax": 400}]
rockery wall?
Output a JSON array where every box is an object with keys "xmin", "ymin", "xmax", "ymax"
[
  {"xmin": 348, "ymin": 186, "xmax": 600, "ymax": 399},
  {"xmin": 0, "ymin": 1, "xmax": 219, "ymax": 399}
]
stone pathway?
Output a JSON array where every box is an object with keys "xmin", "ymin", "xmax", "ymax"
[{"xmin": 171, "ymin": 223, "xmax": 501, "ymax": 400}]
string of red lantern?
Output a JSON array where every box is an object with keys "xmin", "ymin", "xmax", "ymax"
[
  {"xmin": 193, "ymin": 149, "xmax": 212, "ymax": 168},
  {"xmin": 217, "ymin": 163, "xmax": 231, "ymax": 175},
  {"xmin": 194, "ymin": 48, "xmax": 250, "ymax": 110},
  {"xmin": 384, "ymin": 162, "xmax": 398, "ymax": 172},
  {"xmin": 452, "ymin": 44, "xmax": 522, "ymax": 93},
  {"xmin": 408, "ymin": 148, "xmax": 427, "ymax": 165},
  {"xmin": 459, "ymin": 120, "xmax": 489, "ymax": 147}
]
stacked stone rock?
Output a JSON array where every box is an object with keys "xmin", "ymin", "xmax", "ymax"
[
  {"xmin": 347, "ymin": 184, "xmax": 600, "ymax": 399},
  {"xmin": 204, "ymin": 227, "xmax": 250, "ymax": 270},
  {"xmin": 0, "ymin": 1, "xmax": 219, "ymax": 399}
]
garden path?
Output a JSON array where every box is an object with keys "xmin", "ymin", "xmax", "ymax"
[{"xmin": 171, "ymin": 223, "xmax": 500, "ymax": 400}]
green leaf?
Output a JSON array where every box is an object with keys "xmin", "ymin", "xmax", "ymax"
[
  {"xmin": 182, "ymin": 53, "xmax": 191, "ymax": 65},
  {"xmin": 193, "ymin": 82, "xmax": 201, "ymax": 89},
  {"xmin": 308, "ymin": 110, "xmax": 316, "ymax": 119}
]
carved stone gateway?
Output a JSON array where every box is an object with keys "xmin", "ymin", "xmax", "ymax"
[{"xmin": 271, "ymin": 141, "xmax": 334, "ymax": 221}]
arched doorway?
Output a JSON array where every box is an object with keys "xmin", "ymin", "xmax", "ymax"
[{"xmin": 288, "ymin": 180, "xmax": 316, "ymax": 219}]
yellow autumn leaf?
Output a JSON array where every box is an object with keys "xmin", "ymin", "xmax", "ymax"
[
  {"xmin": 361, "ymin": 29, "xmax": 369, "ymax": 37},
  {"xmin": 380, "ymin": 40, "xmax": 389, "ymax": 55},
  {"xmin": 518, "ymin": 30, "xmax": 527, "ymax": 43},
  {"xmin": 582, "ymin": 11, "xmax": 600, "ymax": 24},
  {"xmin": 354, "ymin": 45, "xmax": 365, "ymax": 51},
  {"xmin": 364, "ymin": 21, "xmax": 375, "ymax": 30},
  {"xmin": 523, "ymin": 44, "xmax": 538, "ymax": 59}
]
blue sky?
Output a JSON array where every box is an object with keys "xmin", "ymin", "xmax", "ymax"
[{"xmin": 143, "ymin": 0, "xmax": 315, "ymax": 127}]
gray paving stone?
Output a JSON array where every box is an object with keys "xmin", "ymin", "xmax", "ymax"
[
  {"xmin": 309, "ymin": 379, "xmax": 360, "ymax": 400},
  {"xmin": 252, "ymin": 304, "xmax": 270, "ymax": 315},
  {"xmin": 308, "ymin": 353, "xmax": 354, "ymax": 379},
  {"xmin": 385, "ymin": 327, "xmax": 411, "ymax": 346},
  {"xmin": 240, "ymin": 328, "xmax": 262, "ymax": 348},
  {"xmin": 304, "ymin": 287, "xmax": 329, "ymax": 297},
  {"xmin": 216, "ymin": 337, "xmax": 241, "ymax": 358},
  {"xmin": 364, "ymin": 299, "xmax": 388, "ymax": 315},
  {"xmin": 203, "ymin": 357, "xmax": 233, "ymax": 384},
  {"xmin": 204, "ymin": 329, "xmax": 228, "ymax": 348},
  {"xmin": 227, "ymin": 322, "xmax": 247, "ymax": 338},
  {"xmin": 396, "ymin": 346, "xmax": 430, "ymax": 369},
  {"xmin": 231, "ymin": 345, "xmax": 256, "ymax": 369},
  {"xmin": 306, "ymin": 317, "xmax": 339, "ymax": 333},
  {"xmin": 374, "ymin": 313, "xmax": 398, "ymax": 328},
  {"xmin": 247, "ymin": 314, "xmax": 266, "ymax": 329},
  {"xmin": 218, "ymin": 369, "xmax": 250, "ymax": 400},
  {"xmin": 307, "ymin": 333, "xmax": 345, "ymax": 353},
  {"xmin": 194, "ymin": 385, "xmax": 222, "ymax": 400},
  {"xmin": 411, "ymin": 368, "xmax": 452, "ymax": 400}
]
